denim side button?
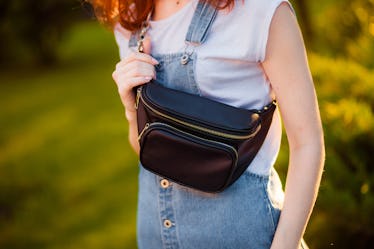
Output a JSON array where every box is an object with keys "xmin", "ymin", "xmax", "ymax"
[
  {"xmin": 163, "ymin": 219, "xmax": 173, "ymax": 228},
  {"xmin": 181, "ymin": 54, "xmax": 189, "ymax": 65},
  {"xmin": 160, "ymin": 179, "xmax": 170, "ymax": 189}
]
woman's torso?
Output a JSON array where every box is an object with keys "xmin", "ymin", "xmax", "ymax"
[{"xmin": 114, "ymin": 0, "xmax": 294, "ymax": 175}]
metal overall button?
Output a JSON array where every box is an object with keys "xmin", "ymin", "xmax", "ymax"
[
  {"xmin": 163, "ymin": 219, "xmax": 173, "ymax": 228},
  {"xmin": 180, "ymin": 53, "xmax": 190, "ymax": 65},
  {"xmin": 160, "ymin": 179, "xmax": 170, "ymax": 189}
]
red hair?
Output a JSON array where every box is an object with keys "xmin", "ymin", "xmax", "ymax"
[{"xmin": 88, "ymin": 0, "xmax": 235, "ymax": 31}]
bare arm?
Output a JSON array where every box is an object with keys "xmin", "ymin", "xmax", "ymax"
[
  {"xmin": 112, "ymin": 39, "xmax": 157, "ymax": 155},
  {"xmin": 262, "ymin": 3, "xmax": 325, "ymax": 248}
]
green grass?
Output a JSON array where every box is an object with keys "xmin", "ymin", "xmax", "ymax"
[{"xmin": 0, "ymin": 21, "xmax": 138, "ymax": 249}]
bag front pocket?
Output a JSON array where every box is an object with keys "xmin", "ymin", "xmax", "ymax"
[{"xmin": 139, "ymin": 122, "xmax": 238, "ymax": 192}]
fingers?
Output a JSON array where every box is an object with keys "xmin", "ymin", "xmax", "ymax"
[
  {"xmin": 116, "ymin": 51, "xmax": 158, "ymax": 69},
  {"xmin": 112, "ymin": 51, "xmax": 158, "ymax": 114},
  {"xmin": 115, "ymin": 75, "xmax": 152, "ymax": 93},
  {"xmin": 115, "ymin": 61, "xmax": 156, "ymax": 80},
  {"xmin": 115, "ymin": 76, "xmax": 152, "ymax": 112}
]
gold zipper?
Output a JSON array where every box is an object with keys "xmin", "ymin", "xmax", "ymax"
[
  {"xmin": 150, "ymin": 122, "xmax": 239, "ymax": 159},
  {"xmin": 138, "ymin": 123, "xmax": 150, "ymax": 141},
  {"xmin": 135, "ymin": 87, "xmax": 142, "ymax": 109},
  {"xmin": 138, "ymin": 87, "xmax": 261, "ymax": 140}
]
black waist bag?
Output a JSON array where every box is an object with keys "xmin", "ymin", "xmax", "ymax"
[{"xmin": 135, "ymin": 81, "xmax": 276, "ymax": 193}]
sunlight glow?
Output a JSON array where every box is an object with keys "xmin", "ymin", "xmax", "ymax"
[
  {"xmin": 361, "ymin": 183, "xmax": 369, "ymax": 194},
  {"xmin": 370, "ymin": 21, "xmax": 374, "ymax": 36}
]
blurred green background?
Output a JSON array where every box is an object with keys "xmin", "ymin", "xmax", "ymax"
[{"xmin": 0, "ymin": 0, "xmax": 373, "ymax": 248}]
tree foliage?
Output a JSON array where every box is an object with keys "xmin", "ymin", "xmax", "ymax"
[
  {"xmin": 269, "ymin": 2, "xmax": 374, "ymax": 247},
  {"xmin": 307, "ymin": 54, "xmax": 374, "ymax": 248},
  {"xmin": 0, "ymin": 0, "xmax": 86, "ymax": 66},
  {"xmin": 292, "ymin": 0, "xmax": 374, "ymax": 68}
]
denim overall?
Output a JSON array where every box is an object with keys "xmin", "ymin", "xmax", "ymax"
[{"xmin": 128, "ymin": 2, "xmax": 284, "ymax": 248}]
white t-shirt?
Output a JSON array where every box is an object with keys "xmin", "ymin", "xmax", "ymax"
[{"xmin": 114, "ymin": 0, "xmax": 294, "ymax": 175}]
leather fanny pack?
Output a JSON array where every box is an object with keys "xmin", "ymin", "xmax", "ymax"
[{"xmin": 135, "ymin": 81, "xmax": 276, "ymax": 192}]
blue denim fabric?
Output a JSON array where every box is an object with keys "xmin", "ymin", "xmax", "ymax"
[
  {"xmin": 130, "ymin": 1, "xmax": 286, "ymax": 248},
  {"xmin": 133, "ymin": 45, "xmax": 285, "ymax": 248},
  {"xmin": 137, "ymin": 164, "xmax": 283, "ymax": 249},
  {"xmin": 152, "ymin": 53, "xmax": 200, "ymax": 95}
]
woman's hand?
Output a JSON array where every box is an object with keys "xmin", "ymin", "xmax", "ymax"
[
  {"xmin": 111, "ymin": 38, "xmax": 157, "ymax": 154},
  {"xmin": 112, "ymin": 50, "xmax": 158, "ymax": 120}
]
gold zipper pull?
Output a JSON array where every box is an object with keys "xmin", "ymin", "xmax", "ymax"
[
  {"xmin": 138, "ymin": 123, "xmax": 150, "ymax": 141},
  {"xmin": 135, "ymin": 87, "xmax": 142, "ymax": 109}
]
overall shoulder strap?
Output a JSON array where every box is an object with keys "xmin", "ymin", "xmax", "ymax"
[
  {"xmin": 185, "ymin": 0, "xmax": 218, "ymax": 45},
  {"xmin": 128, "ymin": 1, "xmax": 218, "ymax": 48}
]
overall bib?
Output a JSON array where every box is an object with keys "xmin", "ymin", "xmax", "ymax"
[{"xmin": 128, "ymin": 2, "xmax": 284, "ymax": 248}]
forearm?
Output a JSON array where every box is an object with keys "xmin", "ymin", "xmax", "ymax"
[
  {"xmin": 111, "ymin": 48, "xmax": 157, "ymax": 156},
  {"xmin": 271, "ymin": 142, "xmax": 325, "ymax": 249},
  {"xmin": 126, "ymin": 109, "xmax": 140, "ymax": 155}
]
